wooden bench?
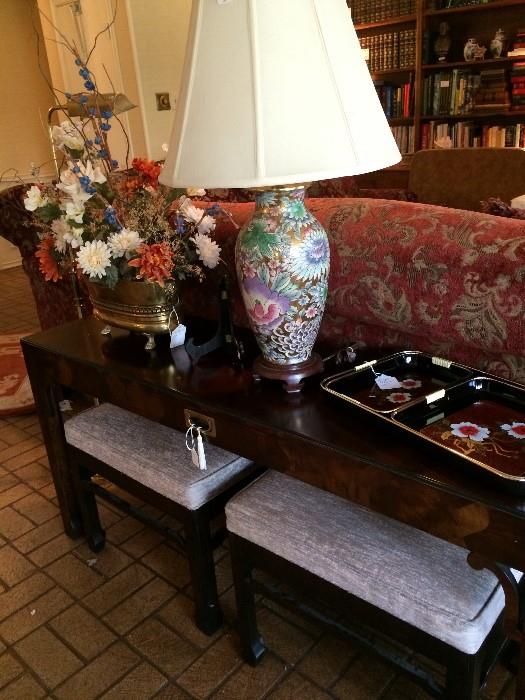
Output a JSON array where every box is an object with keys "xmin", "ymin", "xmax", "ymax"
[
  {"xmin": 226, "ymin": 470, "xmax": 520, "ymax": 699},
  {"xmin": 64, "ymin": 402, "xmax": 259, "ymax": 634}
]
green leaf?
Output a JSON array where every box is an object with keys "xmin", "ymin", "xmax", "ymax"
[
  {"xmin": 103, "ymin": 264, "xmax": 119, "ymax": 289},
  {"xmin": 242, "ymin": 222, "xmax": 279, "ymax": 256},
  {"xmin": 165, "ymin": 188, "xmax": 186, "ymax": 205},
  {"xmin": 35, "ymin": 203, "xmax": 61, "ymax": 223}
]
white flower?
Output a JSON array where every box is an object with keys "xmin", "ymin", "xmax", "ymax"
[
  {"xmin": 52, "ymin": 120, "xmax": 85, "ymax": 152},
  {"xmin": 78, "ymin": 160, "xmax": 106, "ymax": 185},
  {"xmin": 450, "ymin": 422, "xmax": 490, "ymax": 442},
  {"xmin": 178, "ymin": 196, "xmax": 205, "ymax": 225},
  {"xmin": 63, "ymin": 227, "xmax": 83, "ymax": 249},
  {"xmin": 57, "ymin": 169, "xmax": 92, "ymax": 203},
  {"xmin": 197, "ymin": 214, "xmax": 216, "ymax": 235},
  {"xmin": 108, "ymin": 228, "xmax": 143, "ymax": 258},
  {"xmin": 190, "ymin": 233, "xmax": 221, "ymax": 269},
  {"xmin": 65, "ymin": 200, "xmax": 85, "ymax": 224},
  {"xmin": 24, "ymin": 185, "xmax": 48, "ymax": 211},
  {"xmin": 186, "ymin": 187, "xmax": 206, "ymax": 197},
  {"xmin": 76, "ymin": 240, "xmax": 111, "ymax": 279},
  {"xmin": 51, "ymin": 217, "xmax": 84, "ymax": 250},
  {"xmin": 501, "ymin": 422, "xmax": 525, "ymax": 439}
]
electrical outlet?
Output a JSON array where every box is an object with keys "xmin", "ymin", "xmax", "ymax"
[{"xmin": 155, "ymin": 93, "xmax": 171, "ymax": 111}]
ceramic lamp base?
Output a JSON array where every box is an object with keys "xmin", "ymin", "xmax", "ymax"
[{"xmin": 253, "ymin": 353, "xmax": 324, "ymax": 393}]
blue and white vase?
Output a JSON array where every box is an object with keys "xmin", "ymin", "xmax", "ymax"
[{"xmin": 235, "ymin": 186, "xmax": 329, "ymax": 366}]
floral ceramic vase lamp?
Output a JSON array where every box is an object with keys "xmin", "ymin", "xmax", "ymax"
[{"xmin": 160, "ymin": 0, "xmax": 401, "ymax": 391}]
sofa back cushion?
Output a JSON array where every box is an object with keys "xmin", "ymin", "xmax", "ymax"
[{"xmin": 409, "ymin": 148, "xmax": 525, "ymax": 213}]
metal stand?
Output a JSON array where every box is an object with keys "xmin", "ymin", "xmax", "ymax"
[{"xmin": 185, "ymin": 276, "xmax": 244, "ymax": 365}]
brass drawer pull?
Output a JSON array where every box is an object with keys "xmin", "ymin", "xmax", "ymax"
[{"xmin": 184, "ymin": 409, "xmax": 216, "ymax": 437}]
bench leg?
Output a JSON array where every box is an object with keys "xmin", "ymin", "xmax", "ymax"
[
  {"xmin": 71, "ymin": 465, "xmax": 106, "ymax": 553},
  {"xmin": 184, "ymin": 510, "xmax": 223, "ymax": 635},
  {"xmin": 445, "ymin": 652, "xmax": 481, "ymax": 700},
  {"xmin": 230, "ymin": 535, "xmax": 266, "ymax": 665}
]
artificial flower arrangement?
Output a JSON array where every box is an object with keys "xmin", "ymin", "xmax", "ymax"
[{"xmin": 23, "ymin": 35, "xmax": 223, "ymax": 291}]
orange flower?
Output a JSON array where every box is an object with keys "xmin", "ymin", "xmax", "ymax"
[
  {"xmin": 128, "ymin": 242, "xmax": 173, "ymax": 286},
  {"xmin": 35, "ymin": 236, "xmax": 61, "ymax": 282}
]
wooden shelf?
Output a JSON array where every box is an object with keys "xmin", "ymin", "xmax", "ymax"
[
  {"xmin": 421, "ymin": 110, "xmax": 525, "ymax": 121},
  {"xmin": 355, "ymin": 13, "xmax": 416, "ymax": 30},
  {"xmin": 423, "ymin": 57, "xmax": 525, "ymax": 70},
  {"xmin": 388, "ymin": 117, "xmax": 415, "ymax": 124},
  {"xmin": 371, "ymin": 66, "xmax": 416, "ymax": 77},
  {"xmin": 425, "ymin": 0, "xmax": 525, "ymax": 17}
]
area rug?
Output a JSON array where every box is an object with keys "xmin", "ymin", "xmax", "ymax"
[{"xmin": 0, "ymin": 333, "xmax": 35, "ymax": 417}]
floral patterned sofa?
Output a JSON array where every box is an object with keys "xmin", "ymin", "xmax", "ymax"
[{"xmin": 194, "ymin": 197, "xmax": 525, "ymax": 385}]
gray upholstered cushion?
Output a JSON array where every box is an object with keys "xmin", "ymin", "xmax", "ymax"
[
  {"xmin": 226, "ymin": 470, "xmax": 521, "ymax": 654},
  {"xmin": 64, "ymin": 403, "xmax": 254, "ymax": 510}
]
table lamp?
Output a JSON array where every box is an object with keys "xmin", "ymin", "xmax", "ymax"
[{"xmin": 159, "ymin": 0, "xmax": 401, "ymax": 392}]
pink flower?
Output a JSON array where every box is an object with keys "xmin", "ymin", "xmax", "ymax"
[
  {"xmin": 305, "ymin": 306, "xmax": 318, "ymax": 319},
  {"xmin": 243, "ymin": 276, "xmax": 290, "ymax": 331},
  {"xmin": 250, "ymin": 302, "xmax": 281, "ymax": 325},
  {"xmin": 450, "ymin": 422, "xmax": 490, "ymax": 442},
  {"xmin": 386, "ymin": 392, "xmax": 412, "ymax": 404},
  {"xmin": 401, "ymin": 379, "xmax": 421, "ymax": 390},
  {"xmin": 501, "ymin": 422, "xmax": 525, "ymax": 440},
  {"xmin": 243, "ymin": 262, "xmax": 257, "ymax": 279}
]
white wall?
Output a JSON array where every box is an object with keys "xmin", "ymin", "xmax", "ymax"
[{"xmin": 125, "ymin": 0, "xmax": 192, "ymax": 161}]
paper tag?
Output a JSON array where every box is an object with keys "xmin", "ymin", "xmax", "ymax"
[
  {"xmin": 191, "ymin": 447, "xmax": 200, "ymax": 467},
  {"xmin": 375, "ymin": 373, "xmax": 402, "ymax": 390},
  {"xmin": 170, "ymin": 324, "xmax": 186, "ymax": 348},
  {"xmin": 440, "ymin": 80, "xmax": 450, "ymax": 87}
]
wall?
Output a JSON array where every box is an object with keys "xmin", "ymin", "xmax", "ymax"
[
  {"xmin": 0, "ymin": 0, "xmax": 54, "ymax": 269},
  {"xmin": 124, "ymin": 0, "xmax": 192, "ymax": 161}
]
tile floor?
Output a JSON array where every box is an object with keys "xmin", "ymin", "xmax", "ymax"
[{"xmin": 0, "ymin": 265, "xmax": 517, "ymax": 699}]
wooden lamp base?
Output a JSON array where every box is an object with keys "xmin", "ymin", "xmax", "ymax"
[{"xmin": 252, "ymin": 353, "xmax": 324, "ymax": 393}]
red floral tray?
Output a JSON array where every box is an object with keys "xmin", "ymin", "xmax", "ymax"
[
  {"xmin": 393, "ymin": 377, "xmax": 525, "ymax": 491},
  {"xmin": 321, "ymin": 354, "xmax": 525, "ymax": 492}
]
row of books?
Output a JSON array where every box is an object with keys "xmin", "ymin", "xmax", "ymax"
[
  {"xmin": 421, "ymin": 121, "xmax": 525, "ymax": 149},
  {"xmin": 511, "ymin": 62, "xmax": 525, "ymax": 111},
  {"xmin": 375, "ymin": 80, "xmax": 414, "ymax": 117},
  {"xmin": 473, "ymin": 69, "xmax": 510, "ymax": 112},
  {"xmin": 360, "ymin": 30, "xmax": 416, "ymax": 72},
  {"xmin": 427, "ymin": 0, "xmax": 496, "ymax": 8},
  {"xmin": 390, "ymin": 125, "xmax": 415, "ymax": 154},
  {"xmin": 348, "ymin": 0, "xmax": 416, "ymax": 25},
  {"xmin": 422, "ymin": 68, "xmax": 520, "ymax": 116},
  {"xmin": 422, "ymin": 70, "xmax": 479, "ymax": 116}
]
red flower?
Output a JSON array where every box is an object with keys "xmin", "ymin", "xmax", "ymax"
[
  {"xmin": 128, "ymin": 242, "xmax": 173, "ymax": 286},
  {"xmin": 35, "ymin": 236, "xmax": 61, "ymax": 282}
]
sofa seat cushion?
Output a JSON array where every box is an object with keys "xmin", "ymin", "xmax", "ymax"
[
  {"xmin": 226, "ymin": 470, "xmax": 520, "ymax": 654},
  {"xmin": 64, "ymin": 403, "xmax": 254, "ymax": 510}
]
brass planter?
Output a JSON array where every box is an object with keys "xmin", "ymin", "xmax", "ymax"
[{"xmin": 87, "ymin": 280, "xmax": 179, "ymax": 335}]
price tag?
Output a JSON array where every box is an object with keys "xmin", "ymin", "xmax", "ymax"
[
  {"xmin": 170, "ymin": 324, "xmax": 186, "ymax": 348},
  {"xmin": 375, "ymin": 374, "xmax": 402, "ymax": 390}
]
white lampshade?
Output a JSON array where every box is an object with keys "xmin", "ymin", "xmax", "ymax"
[{"xmin": 159, "ymin": 0, "xmax": 401, "ymax": 190}]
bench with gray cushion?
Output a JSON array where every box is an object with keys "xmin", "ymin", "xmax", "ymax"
[
  {"xmin": 226, "ymin": 470, "xmax": 520, "ymax": 699},
  {"xmin": 64, "ymin": 402, "xmax": 258, "ymax": 634}
]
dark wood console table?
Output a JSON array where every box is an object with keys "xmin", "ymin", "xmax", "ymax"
[{"xmin": 22, "ymin": 318, "xmax": 525, "ymax": 697}]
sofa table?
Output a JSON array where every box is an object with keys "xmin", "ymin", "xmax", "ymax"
[{"xmin": 21, "ymin": 318, "xmax": 525, "ymax": 697}]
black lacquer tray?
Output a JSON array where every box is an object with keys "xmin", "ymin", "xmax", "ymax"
[
  {"xmin": 321, "ymin": 351, "xmax": 473, "ymax": 415},
  {"xmin": 321, "ymin": 353, "xmax": 525, "ymax": 493},
  {"xmin": 393, "ymin": 376, "xmax": 525, "ymax": 490}
]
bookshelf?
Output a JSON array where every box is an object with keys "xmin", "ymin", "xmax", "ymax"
[{"xmin": 348, "ymin": 0, "xmax": 525, "ymax": 161}]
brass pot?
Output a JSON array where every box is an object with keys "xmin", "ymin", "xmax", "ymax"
[{"xmin": 87, "ymin": 279, "xmax": 180, "ymax": 335}]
